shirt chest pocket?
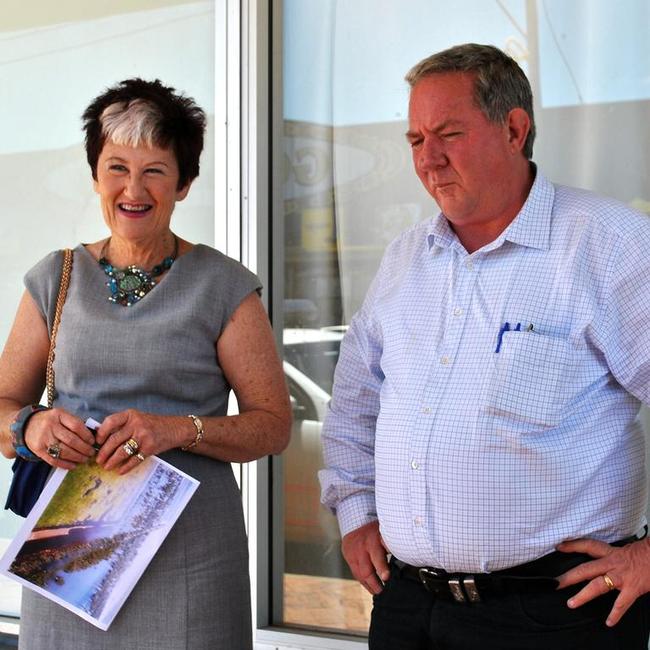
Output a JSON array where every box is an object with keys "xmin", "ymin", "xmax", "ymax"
[{"xmin": 481, "ymin": 332, "xmax": 573, "ymax": 429}]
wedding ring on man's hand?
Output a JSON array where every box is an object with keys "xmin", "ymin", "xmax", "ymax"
[
  {"xmin": 46, "ymin": 442, "xmax": 61, "ymax": 459},
  {"xmin": 135, "ymin": 452, "xmax": 146, "ymax": 462},
  {"xmin": 603, "ymin": 574, "xmax": 616, "ymax": 591}
]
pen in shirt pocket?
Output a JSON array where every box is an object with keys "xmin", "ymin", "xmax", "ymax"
[{"xmin": 494, "ymin": 321, "xmax": 534, "ymax": 353}]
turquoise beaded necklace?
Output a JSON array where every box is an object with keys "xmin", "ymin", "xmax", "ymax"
[{"xmin": 98, "ymin": 235, "xmax": 178, "ymax": 306}]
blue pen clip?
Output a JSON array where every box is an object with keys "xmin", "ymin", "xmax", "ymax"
[
  {"xmin": 495, "ymin": 322, "xmax": 510, "ymax": 353},
  {"xmin": 495, "ymin": 322, "xmax": 523, "ymax": 352}
]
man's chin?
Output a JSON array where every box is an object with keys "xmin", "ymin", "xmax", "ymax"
[{"xmin": 435, "ymin": 197, "xmax": 467, "ymax": 219}]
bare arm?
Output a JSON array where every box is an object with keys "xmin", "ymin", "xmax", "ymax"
[
  {"xmin": 0, "ymin": 291, "xmax": 95, "ymax": 466},
  {"xmin": 96, "ymin": 291, "xmax": 291, "ymax": 472}
]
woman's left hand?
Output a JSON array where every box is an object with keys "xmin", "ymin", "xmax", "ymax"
[{"xmin": 95, "ymin": 409, "xmax": 179, "ymax": 474}]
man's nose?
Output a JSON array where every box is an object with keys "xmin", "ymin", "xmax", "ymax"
[{"xmin": 417, "ymin": 138, "xmax": 447, "ymax": 170}]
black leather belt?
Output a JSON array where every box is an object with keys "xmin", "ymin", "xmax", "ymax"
[
  {"xmin": 393, "ymin": 558, "xmax": 558, "ymax": 603},
  {"xmin": 392, "ymin": 529, "xmax": 644, "ymax": 604}
]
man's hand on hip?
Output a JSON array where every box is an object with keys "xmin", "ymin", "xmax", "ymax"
[
  {"xmin": 556, "ymin": 536, "xmax": 650, "ymax": 626},
  {"xmin": 342, "ymin": 520, "xmax": 390, "ymax": 595}
]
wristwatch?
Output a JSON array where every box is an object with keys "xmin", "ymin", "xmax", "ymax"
[{"xmin": 10, "ymin": 404, "xmax": 49, "ymax": 462}]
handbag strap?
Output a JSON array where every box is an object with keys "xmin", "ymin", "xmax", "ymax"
[{"xmin": 45, "ymin": 248, "xmax": 73, "ymax": 409}]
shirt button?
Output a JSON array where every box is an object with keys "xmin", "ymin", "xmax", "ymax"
[
  {"xmin": 453, "ymin": 307, "xmax": 463, "ymax": 317},
  {"xmin": 440, "ymin": 355, "xmax": 450, "ymax": 365},
  {"xmin": 411, "ymin": 460, "xmax": 419, "ymax": 470},
  {"xmin": 465, "ymin": 259, "xmax": 473, "ymax": 270},
  {"xmin": 414, "ymin": 516, "xmax": 422, "ymax": 526},
  {"xmin": 421, "ymin": 406, "xmax": 431, "ymax": 414}
]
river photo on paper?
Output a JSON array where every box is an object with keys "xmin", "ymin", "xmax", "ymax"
[{"xmin": 7, "ymin": 458, "xmax": 194, "ymax": 626}]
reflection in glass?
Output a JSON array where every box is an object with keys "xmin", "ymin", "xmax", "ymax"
[{"xmin": 279, "ymin": 0, "xmax": 649, "ymax": 636}]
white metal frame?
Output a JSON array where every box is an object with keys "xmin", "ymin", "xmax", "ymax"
[{"xmin": 235, "ymin": 1, "xmax": 367, "ymax": 648}]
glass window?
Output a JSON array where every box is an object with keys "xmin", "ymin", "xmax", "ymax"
[
  {"xmin": 276, "ymin": 0, "xmax": 650, "ymax": 637},
  {"xmin": 0, "ymin": 0, "xmax": 217, "ymax": 618}
]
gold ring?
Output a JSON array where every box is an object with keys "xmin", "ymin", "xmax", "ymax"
[
  {"xmin": 125, "ymin": 438, "xmax": 139, "ymax": 452},
  {"xmin": 603, "ymin": 574, "xmax": 616, "ymax": 591},
  {"xmin": 122, "ymin": 442, "xmax": 136, "ymax": 457},
  {"xmin": 135, "ymin": 452, "xmax": 146, "ymax": 462},
  {"xmin": 46, "ymin": 442, "xmax": 61, "ymax": 459}
]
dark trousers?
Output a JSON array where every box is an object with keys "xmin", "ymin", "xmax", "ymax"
[{"xmin": 369, "ymin": 555, "xmax": 650, "ymax": 650}]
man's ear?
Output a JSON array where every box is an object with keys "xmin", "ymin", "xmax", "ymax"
[{"xmin": 506, "ymin": 108, "xmax": 531, "ymax": 155}]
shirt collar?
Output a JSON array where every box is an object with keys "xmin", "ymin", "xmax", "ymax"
[
  {"xmin": 426, "ymin": 165, "xmax": 556, "ymax": 253},
  {"xmin": 501, "ymin": 166, "xmax": 555, "ymax": 251},
  {"xmin": 426, "ymin": 213, "xmax": 457, "ymax": 252}
]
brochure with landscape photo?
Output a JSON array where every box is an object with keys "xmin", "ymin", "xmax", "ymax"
[{"xmin": 0, "ymin": 452, "xmax": 198, "ymax": 630}]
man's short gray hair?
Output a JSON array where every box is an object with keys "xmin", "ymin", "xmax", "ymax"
[
  {"xmin": 405, "ymin": 43, "xmax": 536, "ymax": 159},
  {"xmin": 100, "ymin": 99, "xmax": 163, "ymax": 149}
]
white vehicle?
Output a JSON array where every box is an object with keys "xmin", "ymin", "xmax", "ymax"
[
  {"xmin": 282, "ymin": 327, "xmax": 347, "ymax": 574},
  {"xmin": 283, "ymin": 327, "xmax": 344, "ymax": 421}
]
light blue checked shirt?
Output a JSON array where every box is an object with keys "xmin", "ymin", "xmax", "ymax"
[{"xmin": 320, "ymin": 169, "xmax": 650, "ymax": 572}]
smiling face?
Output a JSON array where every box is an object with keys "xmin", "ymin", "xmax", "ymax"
[
  {"xmin": 407, "ymin": 72, "xmax": 532, "ymax": 251},
  {"xmin": 93, "ymin": 141, "xmax": 190, "ymax": 245}
]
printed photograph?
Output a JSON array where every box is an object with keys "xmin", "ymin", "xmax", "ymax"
[{"xmin": 0, "ymin": 456, "xmax": 198, "ymax": 630}]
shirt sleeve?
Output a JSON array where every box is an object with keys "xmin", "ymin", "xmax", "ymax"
[
  {"xmin": 594, "ymin": 221, "xmax": 650, "ymax": 404},
  {"xmin": 318, "ymin": 266, "xmax": 386, "ymax": 537}
]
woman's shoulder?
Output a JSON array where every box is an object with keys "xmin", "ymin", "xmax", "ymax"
[
  {"xmin": 24, "ymin": 247, "xmax": 76, "ymax": 291},
  {"xmin": 186, "ymin": 244, "xmax": 261, "ymax": 285},
  {"xmin": 24, "ymin": 246, "xmax": 81, "ymax": 325},
  {"xmin": 25, "ymin": 244, "xmax": 87, "ymax": 286},
  {"xmin": 182, "ymin": 245, "xmax": 263, "ymax": 328}
]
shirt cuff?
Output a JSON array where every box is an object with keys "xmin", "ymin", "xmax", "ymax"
[{"xmin": 335, "ymin": 492, "xmax": 378, "ymax": 538}]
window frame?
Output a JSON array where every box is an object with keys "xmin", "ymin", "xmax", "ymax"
[{"xmin": 241, "ymin": 0, "xmax": 367, "ymax": 647}]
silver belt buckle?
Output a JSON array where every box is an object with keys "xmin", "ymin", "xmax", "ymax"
[
  {"xmin": 418, "ymin": 566, "xmax": 445, "ymax": 594},
  {"xmin": 418, "ymin": 567, "xmax": 443, "ymax": 582}
]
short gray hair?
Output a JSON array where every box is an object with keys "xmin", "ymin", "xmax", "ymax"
[
  {"xmin": 405, "ymin": 43, "xmax": 535, "ymax": 159},
  {"xmin": 83, "ymin": 78, "xmax": 206, "ymax": 189},
  {"xmin": 100, "ymin": 99, "xmax": 163, "ymax": 149}
]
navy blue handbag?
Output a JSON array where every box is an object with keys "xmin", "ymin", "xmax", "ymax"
[
  {"xmin": 4, "ymin": 459, "xmax": 52, "ymax": 517},
  {"xmin": 4, "ymin": 249, "xmax": 72, "ymax": 517}
]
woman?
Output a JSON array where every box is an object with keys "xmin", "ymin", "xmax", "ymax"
[{"xmin": 0, "ymin": 78, "xmax": 291, "ymax": 649}]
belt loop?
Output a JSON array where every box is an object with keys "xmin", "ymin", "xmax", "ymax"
[
  {"xmin": 447, "ymin": 577, "xmax": 466, "ymax": 603},
  {"xmin": 463, "ymin": 576, "xmax": 481, "ymax": 603}
]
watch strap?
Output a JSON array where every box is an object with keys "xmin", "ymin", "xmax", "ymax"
[{"xmin": 10, "ymin": 404, "xmax": 49, "ymax": 461}]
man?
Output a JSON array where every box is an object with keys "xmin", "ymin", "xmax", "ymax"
[{"xmin": 319, "ymin": 43, "xmax": 650, "ymax": 649}]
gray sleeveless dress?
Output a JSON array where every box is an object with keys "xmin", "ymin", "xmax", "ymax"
[{"xmin": 18, "ymin": 244, "xmax": 260, "ymax": 650}]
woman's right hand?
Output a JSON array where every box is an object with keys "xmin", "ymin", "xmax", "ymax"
[{"xmin": 23, "ymin": 408, "xmax": 97, "ymax": 470}]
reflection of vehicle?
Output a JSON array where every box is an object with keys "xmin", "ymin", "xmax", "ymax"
[{"xmin": 283, "ymin": 327, "xmax": 350, "ymax": 577}]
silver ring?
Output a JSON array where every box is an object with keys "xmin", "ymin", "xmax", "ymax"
[
  {"xmin": 47, "ymin": 442, "xmax": 61, "ymax": 459},
  {"xmin": 122, "ymin": 442, "xmax": 135, "ymax": 457}
]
